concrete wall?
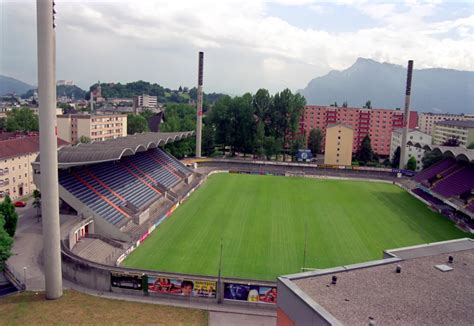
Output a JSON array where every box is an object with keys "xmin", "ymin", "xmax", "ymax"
[
  {"xmin": 57, "ymin": 116, "xmax": 72, "ymax": 143},
  {"xmin": 277, "ymin": 278, "xmax": 340, "ymax": 326},
  {"xmin": 61, "ymin": 240, "xmax": 276, "ymax": 308}
]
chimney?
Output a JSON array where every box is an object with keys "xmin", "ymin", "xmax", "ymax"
[{"xmin": 399, "ymin": 60, "xmax": 414, "ymax": 170}]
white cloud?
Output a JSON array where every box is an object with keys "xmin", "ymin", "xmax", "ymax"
[{"xmin": 1, "ymin": 0, "xmax": 473, "ymax": 93}]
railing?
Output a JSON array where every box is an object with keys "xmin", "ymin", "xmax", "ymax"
[{"xmin": 4, "ymin": 264, "xmax": 26, "ymax": 291}]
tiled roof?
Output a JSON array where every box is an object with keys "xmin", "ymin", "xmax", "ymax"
[{"xmin": 0, "ymin": 135, "xmax": 69, "ymax": 160}]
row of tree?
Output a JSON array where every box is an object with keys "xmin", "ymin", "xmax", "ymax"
[
  {"xmin": 206, "ymin": 88, "xmax": 306, "ymax": 159},
  {"xmin": 0, "ymin": 108, "xmax": 39, "ymax": 132},
  {"xmin": 0, "ymin": 197, "xmax": 18, "ymax": 270},
  {"xmin": 87, "ymin": 81, "xmax": 226, "ymax": 107}
]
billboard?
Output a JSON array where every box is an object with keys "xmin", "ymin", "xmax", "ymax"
[
  {"xmin": 223, "ymin": 283, "xmax": 277, "ymax": 304},
  {"xmin": 111, "ymin": 273, "xmax": 143, "ymax": 290},
  {"xmin": 147, "ymin": 276, "xmax": 217, "ymax": 298}
]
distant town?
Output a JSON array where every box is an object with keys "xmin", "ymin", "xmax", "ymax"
[{"xmin": 1, "ymin": 78, "xmax": 473, "ymax": 201}]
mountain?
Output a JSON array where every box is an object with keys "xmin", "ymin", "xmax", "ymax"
[
  {"xmin": 300, "ymin": 58, "xmax": 474, "ymax": 114},
  {"xmin": 0, "ymin": 75, "xmax": 35, "ymax": 96}
]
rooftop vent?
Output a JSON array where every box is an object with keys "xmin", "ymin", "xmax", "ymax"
[
  {"xmin": 396, "ymin": 265, "xmax": 402, "ymax": 273},
  {"xmin": 435, "ymin": 264, "xmax": 453, "ymax": 272},
  {"xmin": 448, "ymin": 256, "xmax": 454, "ymax": 264},
  {"xmin": 331, "ymin": 275, "xmax": 337, "ymax": 285},
  {"xmin": 368, "ymin": 316, "xmax": 376, "ymax": 325}
]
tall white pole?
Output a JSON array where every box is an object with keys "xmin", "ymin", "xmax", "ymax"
[
  {"xmin": 399, "ymin": 60, "xmax": 414, "ymax": 170},
  {"xmin": 36, "ymin": 0, "xmax": 63, "ymax": 299},
  {"xmin": 196, "ymin": 52, "xmax": 204, "ymax": 158}
]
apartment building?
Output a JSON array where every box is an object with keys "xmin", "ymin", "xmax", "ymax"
[
  {"xmin": 301, "ymin": 106, "xmax": 418, "ymax": 156},
  {"xmin": 57, "ymin": 113, "xmax": 127, "ymax": 145},
  {"xmin": 324, "ymin": 123, "xmax": 354, "ymax": 166},
  {"xmin": 390, "ymin": 128, "xmax": 431, "ymax": 171},
  {"xmin": 419, "ymin": 112, "xmax": 474, "ymax": 135},
  {"xmin": 432, "ymin": 120, "xmax": 474, "ymax": 146},
  {"xmin": 0, "ymin": 136, "xmax": 68, "ymax": 201},
  {"xmin": 137, "ymin": 94, "xmax": 158, "ymax": 108}
]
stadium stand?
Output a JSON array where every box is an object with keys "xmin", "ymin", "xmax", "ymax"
[
  {"xmin": 33, "ymin": 131, "xmax": 198, "ymax": 247},
  {"xmin": 432, "ymin": 164, "xmax": 474, "ymax": 197},
  {"xmin": 409, "ymin": 146, "xmax": 474, "ymax": 232},
  {"xmin": 59, "ymin": 148, "xmax": 193, "ymax": 228}
]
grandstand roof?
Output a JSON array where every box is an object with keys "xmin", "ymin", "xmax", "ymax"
[
  {"xmin": 34, "ymin": 131, "xmax": 194, "ymax": 168},
  {"xmin": 406, "ymin": 142, "xmax": 474, "ymax": 163}
]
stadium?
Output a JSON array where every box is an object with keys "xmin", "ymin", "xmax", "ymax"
[{"xmin": 27, "ymin": 131, "xmax": 473, "ymax": 309}]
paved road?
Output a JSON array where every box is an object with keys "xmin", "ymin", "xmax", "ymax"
[{"xmin": 7, "ymin": 198, "xmax": 46, "ymax": 291}]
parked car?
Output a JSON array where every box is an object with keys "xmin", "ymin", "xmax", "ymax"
[{"xmin": 14, "ymin": 201, "xmax": 27, "ymax": 207}]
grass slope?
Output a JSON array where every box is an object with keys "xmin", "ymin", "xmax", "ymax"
[
  {"xmin": 124, "ymin": 174, "xmax": 468, "ymax": 281},
  {"xmin": 0, "ymin": 290, "xmax": 207, "ymax": 325}
]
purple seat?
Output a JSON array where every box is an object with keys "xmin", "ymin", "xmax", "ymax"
[
  {"xmin": 414, "ymin": 158, "xmax": 456, "ymax": 182},
  {"xmin": 432, "ymin": 165, "xmax": 474, "ymax": 198}
]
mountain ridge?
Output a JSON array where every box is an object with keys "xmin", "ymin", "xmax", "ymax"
[
  {"xmin": 0, "ymin": 75, "xmax": 35, "ymax": 96},
  {"xmin": 300, "ymin": 58, "xmax": 474, "ymax": 114}
]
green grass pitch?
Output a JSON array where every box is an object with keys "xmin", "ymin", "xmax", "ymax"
[{"xmin": 123, "ymin": 173, "xmax": 468, "ymax": 281}]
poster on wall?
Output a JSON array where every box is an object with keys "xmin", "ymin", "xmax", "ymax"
[
  {"xmin": 111, "ymin": 273, "xmax": 143, "ymax": 290},
  {"xmin": 147, "ymin": 276, "xmax": 217, "ymax": 298},
  {"xmin": 223, "ymin": 283, "xmax": 277, "ymax": 304}
]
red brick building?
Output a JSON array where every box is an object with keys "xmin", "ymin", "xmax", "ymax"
[{"xmin": 300, "ymin": 106, "xmax": 418, "ymax": 156}]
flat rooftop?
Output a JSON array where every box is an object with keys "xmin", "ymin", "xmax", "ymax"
[{"xmin": 293, "ymin": 249, "xmax": 474, "ymax": 325}]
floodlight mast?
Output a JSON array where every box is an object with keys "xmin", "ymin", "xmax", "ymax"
[
  {"xmin": 399, "ymin": 60, "xmax": 414, "ymax": 170},
  {"xmin": 36, "ymin": 0, "xmax": 63, "ymax": 299},
  {"xmin": 196, "ymin": 52, "xmax": 204, "ymax": 158}
]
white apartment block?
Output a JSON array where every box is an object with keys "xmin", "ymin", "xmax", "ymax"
[
  {"xmin": 0, "ymin": 136, "xmax": 68, "ymax": 201},
  {"xmin": 57, "ymin": 113, "xmax": 127, "ymax": 145},
  {"xmin": 419, "ymin": 112, "xmax": 474, "ymax": 135},
  {"xmin": 390, "ymin": 128, "xmax": 432, "ymax": 171},
  {"xmin": 137, "ymin": 94, "xmax": 158, "ymax": 108},
  {"xmin": 432, "ymin": 120, "xmax": 474, "ymax": 146}
]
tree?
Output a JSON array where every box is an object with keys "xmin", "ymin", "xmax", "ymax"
[
  {"xmin": 33, "ymin": 190, "xmax": 41, "ymax": 222},
  {"xmin": 308, "ymin": 128, "xmax": 323, "ymax": 155},
  {"xmin": 442, "ymin": 136, "xmax": 461, "ymax": 147},
  {"xmin": 355, "ymin": 135, "xmax": 375, "ymax": 165},
  {"xmin": 468, "ymin": 142, "xmax": 474, "ymax": 149},
  {"xmin": 202, "ymin": 123, "xmax": 215, "ymax": 156},
  {"xmin": 290, "ymin": 134, "xmax": 306, "ymax": 157},
  {"xmin": 5, "ymin": 108, "xmax": 39, "ymax": 132},
  {"xmin": 254, "ymin": 120, "xmax": 265, "ymax": 158},
  {"xmin": 391, "ymin": 146, "xmax": 401, "ymax": 168},
  {"xmin": 0, "ymin": 196, "xmax": 18, "ymax": 238},
  {"xmin": 0, "ymin": 214, "xmax": 13, "ymax": 271},
  {"xmin": 140, "ymin": 108, "xmax": 154, "ymax": 121},
  {"xmin": 253, "ymin": 89, "xmax": 271, "ymax": 125},
  {"xmin": 422, "ymin": 150, "xmax": 443, "ymax": 169},
  {"xmin": 342, "ymin": 101, "xmax": 348, "ymax": 108},
  {"xmin": 0, "ymin": 117, "xmax": 6, "ymax": 131},
  {"xmin": 79, "ymin": 135, "xmax": 91, "ymax": 144},
  {"xmin": 406, "ymin": 156, "xmax": 417, "ymax": 171},
  {"xmin": 127, "ymin": 114, "xmax": 149, "ymax": 134},
  {"xmin": 264, "ymin": 137, "xmax": 282, "ymax": 160},
  {"xmin": 160, "ymin": 104, "xmax": 196, "ymax": 158},
  {"xmin": 363, "ymin": 100, "xmax": 372, "ymax": 109}
]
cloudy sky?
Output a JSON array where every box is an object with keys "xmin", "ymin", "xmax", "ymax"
[{"xmin": 1, "ymin": 0, "xmax": 473, "ymax": 94}]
